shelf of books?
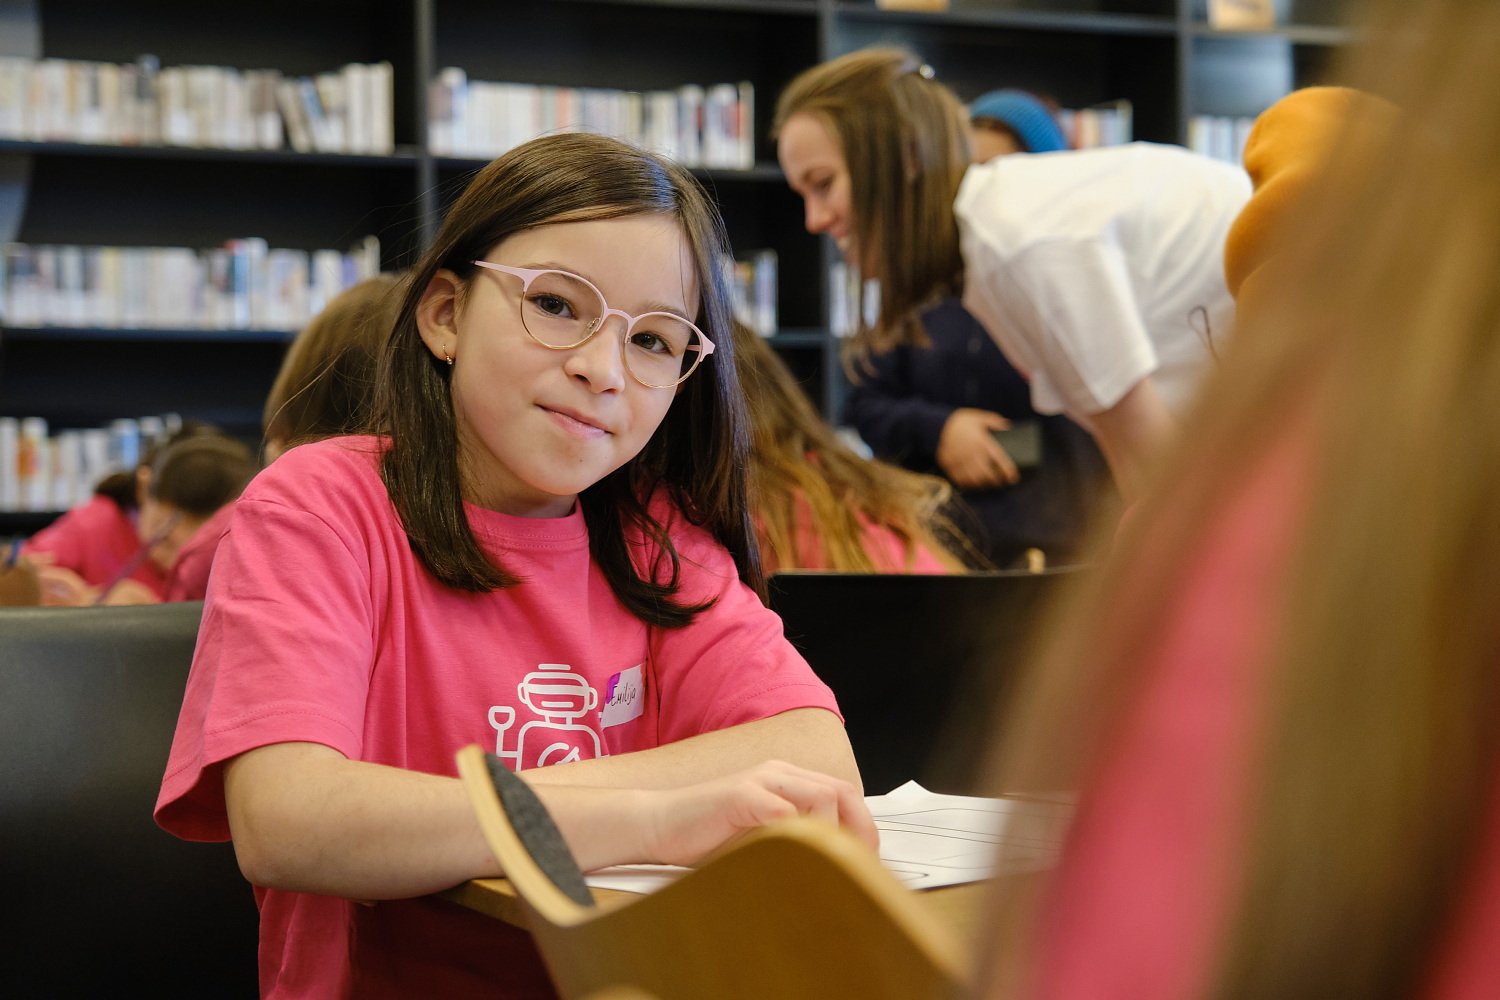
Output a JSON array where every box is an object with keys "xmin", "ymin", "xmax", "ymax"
[
  {"xmin": 0, "ymin": 0, "xmax": 1364, "ymax": 509},
  {"xmin": 0, "ymin": 55, "xmax": 398, "ymax": 156},
  {"xmin": 428, "ymin": 72, "xmax": 755, "ymax": 169},
  {"xmin": 1, "ymin": 237, "xmax": 381, "ymax": 337},
  {"xmin": 0, "ymin": 412, "xmax": 180, "ymax": 517}
]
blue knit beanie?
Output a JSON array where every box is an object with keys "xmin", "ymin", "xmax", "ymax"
[{"xmin": 967, "ymin": 89, "xmax": 1069, "ymax": 153}]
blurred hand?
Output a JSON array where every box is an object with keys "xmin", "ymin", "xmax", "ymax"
[
  {"xmin": 640, "ymin": 760, "xmax": 878, "ymax": 866},
  {"xmin": 36, "ymin": 565, "xmax": 99, "ymax": 606},
  {"xmin": 100, "ymin": 579, "xmax": 162, "ymax": 606},
  {"xmin": 937, "ymin": 408, "xmax": 1020, "ymax": 490}
]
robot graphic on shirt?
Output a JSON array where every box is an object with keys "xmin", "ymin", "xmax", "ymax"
[{"xmin": 489, "ymin": 662, "xmax": 603, "ymax": 770}]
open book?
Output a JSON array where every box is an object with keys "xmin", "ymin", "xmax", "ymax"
[{"xmin": 584, "ymin": 781, "xmax": 1072, "ymax": 895}]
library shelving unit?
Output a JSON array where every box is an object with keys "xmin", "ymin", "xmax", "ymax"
[
  {"xmin": 0, "ymin": 0, "xmax": 1357, "ymax": 530},
  {"xmin": 1185, "ymin": 0, "xmax": 1353, "ymax": 129},
  {"xmin": 0, "ymin": 0, "xmax": 427, "ymax": 451}
]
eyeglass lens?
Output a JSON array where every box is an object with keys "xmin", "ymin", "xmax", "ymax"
[{"xmin": 518, "ymin": 270, "xmax": 704, "ymax": 386}]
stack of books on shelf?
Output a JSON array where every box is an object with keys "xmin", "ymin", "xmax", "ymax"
[
  {"xmin": 428, "ymin": 70, "xmax": 754, "ymax": 168},
  {"xmin": 722, "ymin": 250, "xmax": 778, "ymax": 338},
  {"xmin": 0, "ymin": 413, "xmax": 180, "ymax": 513},
  {"xmin": 1056, "ymin": 99, "xmax": 1133, "ymax": 149},
  {"xmin": 0, "ymin": 56, "xmax": 394, "ymax": 154},
  {"xmin": 828, "ymin": 263, "xmax": 879, "ymax": 340},
  {"xmin": 1187, "ymin": 113, "xmax": 1257, "ymax": 165},
  {"xmin": 0, "ymin": 236, "xmax": 381, "ymax": 332}
]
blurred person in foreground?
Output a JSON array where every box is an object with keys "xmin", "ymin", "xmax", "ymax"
[{"xmin": 978, "ymin": 2, "xmax": 1500, "ymax": 997}]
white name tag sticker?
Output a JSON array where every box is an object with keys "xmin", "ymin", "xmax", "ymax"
[{"xmin": 600, "ymin": 664, "xmax": 645, "ymax": 728}]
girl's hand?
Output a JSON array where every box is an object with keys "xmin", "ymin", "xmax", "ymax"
[
  {"xmin": 639, "ymin": 760, "xmax": 878, "ymax": 866},
  {"xmin": 99, "ymin": 579, "xmax": 163, "ymax": 605},
  {"xmin": 937, "ymin": 408, "xmax": 1019, "ymax": 490},
  {"xmin": 36, "ymin": 565, "xmax": 99, "ymax": 606}
]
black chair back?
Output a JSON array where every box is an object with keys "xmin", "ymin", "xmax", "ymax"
[
  {"xmin": 767, "ymin": 569, "xmax": 1085, "ymax": 794},
  {"xmin": 0, "ymin": 602, "xmax": 259, "ymax": 995}
]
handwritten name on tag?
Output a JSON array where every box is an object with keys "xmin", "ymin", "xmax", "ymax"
[{"xmin": 601, "ymin": 664, "xmax": 645, "ymax": 728}]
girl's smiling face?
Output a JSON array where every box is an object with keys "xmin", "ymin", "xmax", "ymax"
[
  {"xmin": 778, "ymin": 112, "xmax": 857, "ymax": 260},
  {"xmin": 417, "ymin": 214, "xmax": 699, "ymax": 517}
]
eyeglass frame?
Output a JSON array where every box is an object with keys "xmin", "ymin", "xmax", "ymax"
[{"xmin": 469, "ymin": 260, "xmax": 716, "ymax": 389}]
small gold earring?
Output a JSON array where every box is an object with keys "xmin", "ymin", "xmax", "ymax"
[{"xmin": 444, "ymin": 351, "xmax": 454, "ymax": 366}]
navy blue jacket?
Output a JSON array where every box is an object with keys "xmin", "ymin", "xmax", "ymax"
[{"xmin": 843, "ymin": 299, "xmax": 1115, "ymax": 566}]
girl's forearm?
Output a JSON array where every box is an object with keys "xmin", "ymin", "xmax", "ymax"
[
  {"xmin": 223, "ymin": 742, "xmax": 650, "ymax": 898},
  {"xmin": 222, "ymin": 711, "xmax": 867, "ymax": 900}
]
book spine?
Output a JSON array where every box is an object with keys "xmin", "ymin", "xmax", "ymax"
[
  {"xmin": 135, "ymin": 54, "xmax": 161, "ymax": 144},
  {"xmin": 343, "ymin": 62, "xmax": 370, "ymax": 154},
  {"xmin": 0, "ymin": 417, "xmax": 19, "ymax": 511},
  {"xmin": 737, "ymin": 81, "xmax": 755, "ymax": 168},
  {"xmin": 370, "ymin": 61, "xmax": 393, "ymax": 154},
  {"xmin": 275, "ymin": 78, "xmax": 313, "ymax": 152},
  {"xmin": 314, "ymin": 71, "xmax": 346, "ymax": 152},
  {"xmin": 677, "ymin": 83, "xmax": 703, "ymax": 166}
]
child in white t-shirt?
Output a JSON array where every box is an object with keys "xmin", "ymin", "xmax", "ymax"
[{"xmin": 775, "ymin": 48, "xmax": 1251, "ymax": 502}]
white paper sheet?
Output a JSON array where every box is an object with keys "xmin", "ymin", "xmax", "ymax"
[{"xmin": 583, "ymin": 781, "xmax": 1071, "ymax": 895}]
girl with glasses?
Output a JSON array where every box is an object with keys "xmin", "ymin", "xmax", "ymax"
[{"xmin": 155, "ymin": 132, "xmax": 874, "ymax": 999}]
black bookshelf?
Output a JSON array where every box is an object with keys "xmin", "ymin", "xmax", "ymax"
[
  {"xmin": 0, "ymin": 0, "xmax": 1357, "ymax": 444},
  {"xmin": 0, "ymin": 509, "xmax": 64, "ymax": 535}
]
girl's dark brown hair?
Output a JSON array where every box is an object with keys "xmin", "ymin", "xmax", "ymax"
[
  {"xmin": 773, "ymin": 47, "xmax": 971, "ymax": 367},
  {"xmin": 148, "ymin": 435, "xmax": 256, "ymax": 518},
  {"xmin": 372, "ymin": 132, "xmax": 758, "ymax": 627},
  {"xmin": 92, "ymin": 419, "xmax": 221, "ymax": 512}
]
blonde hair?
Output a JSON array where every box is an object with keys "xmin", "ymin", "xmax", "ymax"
[
  {"xmin": 984, "ymin": 1, "xmax": 1500, "ymax": 996},
  {"xmin": 735, "ymin": 322, "xmax": 971, "ymax": 573},
  {"xmin": 262, "ymin": 273, "xmax": 403, "ymax": 452},
  {"xmin": 773, "ymin": 47, "xmax": 970, "ymax": 368}
]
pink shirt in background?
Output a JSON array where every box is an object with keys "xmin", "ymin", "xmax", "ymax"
[
  {"xmin": 762, "ymin": 494, "xmax": 953, "ymax": 574},
  {"xmin": 155, "ymin": 436, "xmax": 841, "ymax": 999},
  {"xmin": 1030, "ymin": 429, "xmax": 1500, "ymax": 999},
  {"xmin": 162, "ymin": 501, "xmax": 236, "ymax": 602},
  {"xmin": 22, "ymin": 493, "xmax": 167, "ymax": 598}
]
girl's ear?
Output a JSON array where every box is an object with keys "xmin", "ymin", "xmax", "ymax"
[{"xmin": 415, "ymin": 269, "xmax": 462, "ymax": 364}]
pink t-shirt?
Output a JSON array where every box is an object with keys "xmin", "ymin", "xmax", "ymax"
[
  {"xmin": 162, "ymin": 501, "xmax": 236, "ymax": 602},
  {"xmin": 762, "ymin": 494, "xmax": 952, "ymax": 574},
  {"xmin": 155, "ymin": 436, "xmax": 841, "ymax": 999},
  {"xmin": 1029, "ymin": 430, "xmax": 1500, "ymax": 998},
  {"xmin": 23, "ymin": 493, "xmax": 167, "ymax": 597}
]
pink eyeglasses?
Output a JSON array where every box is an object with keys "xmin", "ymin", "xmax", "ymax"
[{"xmin": 472, "ymin": 261, "xmax": 715, "ymax": 388}]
